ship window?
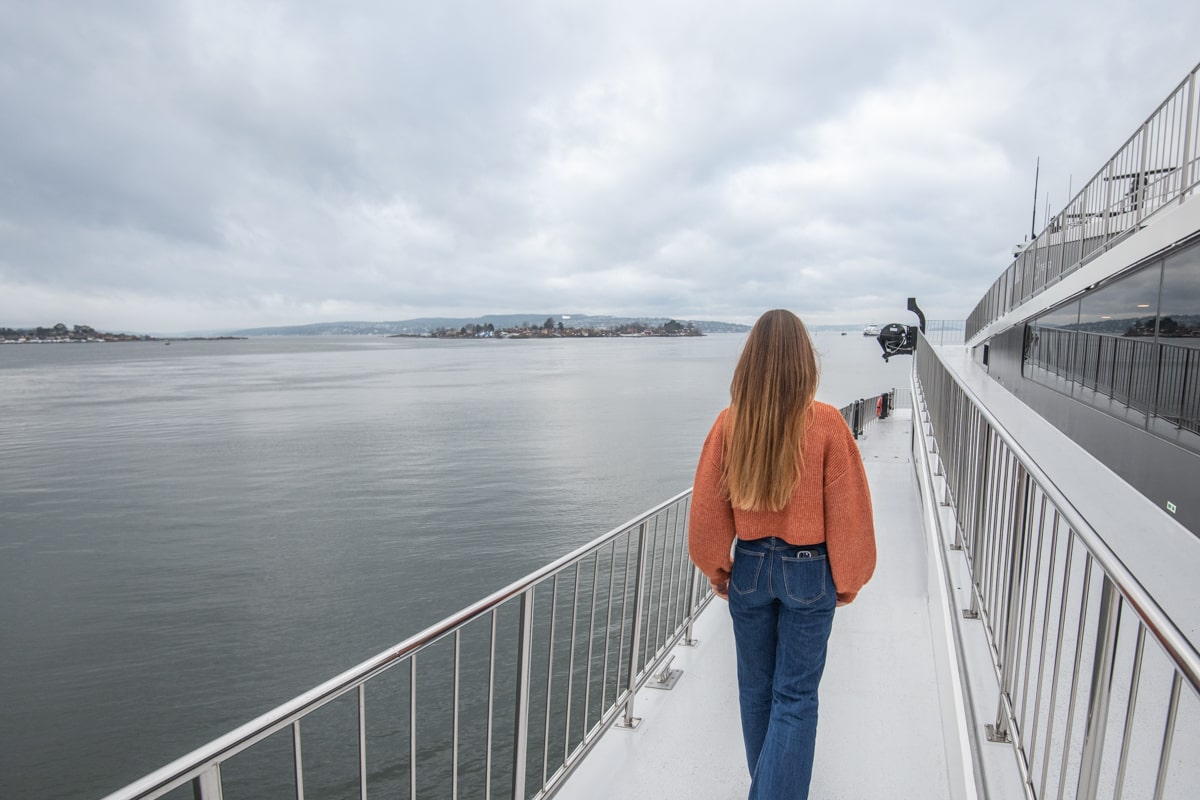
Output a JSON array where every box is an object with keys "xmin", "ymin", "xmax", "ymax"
[
  {"xmin": 1154, "ymin": 244, "xmax": 1200, "ymax": 437},
  {"xmin": 1025, "ymin": 299, "xmax": 1080, "ymax": 385},
  {"xmin": 1074, "ymin": 264, "xmax": 1164, "ymax": 412},
  {"xmin": 1022, "ymin": 238, "xmax": 1200, "ymax": 452}
]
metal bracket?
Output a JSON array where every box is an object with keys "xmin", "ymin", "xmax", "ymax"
[
  {"xmin": 614, "ymin": 716, "xmax": 642, "ymax": 730},
  {"xmin": 680, "ymin": 637, "xmax": 700, "ymax": 648},
  {"xmin": 962, "ymin": 608, "xmax": 980, "ymax": 619},
  {"xmin": 985, "ymin": 723, "xmax": 1012, "ymax": 744},
  {"xmin": 646, "ymin": 656, "xmax": 683, "ymax": 690}
]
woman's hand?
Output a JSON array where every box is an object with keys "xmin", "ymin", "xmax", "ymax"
[{"xmin": 710, "ymin": 569, "xmax": 730, "ymax": 600}]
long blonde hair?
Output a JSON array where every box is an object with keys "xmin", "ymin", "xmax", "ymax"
[{"xmin": 723, "ymin": 309, "xmax": 820, "ymax": 511}]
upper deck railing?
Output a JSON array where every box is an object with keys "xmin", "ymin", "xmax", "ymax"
[
  {"xmin": 97, "ymin": 393, "xmax": 895, "ymax": 800},
  {"xmin": 100, "ymin": 489, "xmax": 709, "ymax": 800},
  {"xmin": 914, "ymin": 334, "xmax": 1200, "ymax": 798},
  {"xmin": 966, "ymin": 61, "xmax": 1200, "ymax": 342}
]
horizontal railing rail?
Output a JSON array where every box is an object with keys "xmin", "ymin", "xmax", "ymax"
[
  {"xmin": 966, "ymin": 61, "xmax": 1200, "ymax": 342},
  {"xmin": 914, "ymin": 334, "xmax": 1200, "ymax": 799}
]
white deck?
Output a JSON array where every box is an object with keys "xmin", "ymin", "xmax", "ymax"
[{"xmin": 558, "ymin": 409, "xmax": 966, "ymax": 799}]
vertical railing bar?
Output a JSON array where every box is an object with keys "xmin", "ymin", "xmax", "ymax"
[
  {"xmin": 1014, "ymin": 484, "xmax": 1040, "ymax": 673},
  {"xmin": 511, "ymin": 589, "xmax": 535, "ymax": 800},
  {"xmin": 1055, "ymin": 554, "xmax": 1095, "ymax": 800},
  {"xmin": 1181, "ymin": 69, "xmax": 1196, "ymax": 200},
  {"xmin": 1076, "ymin": 577, "xmax": 1123, "ymax": 799},
  {"xmin": 612, "ymin": 535, "xmax": 634, "ymax": 728},
  {"xmin": 992, "ymin": 465, "xmax": 1031, "ymax": 740},
  {"xmin": 582, "ymin": 550, "xmax": 602, "ymax": 736},
  {"xmin": 1112, "ymin": 626, "xmax": 1147, "ymax": 800},
  {"xmin": 981, "ymin": 430, "xmax": 1003, "ymax": 617},
  {"xmin": 358, "ymin": 684, "xmax": 368, "ymax": 800},
  {"xmin": 674, "ymin": 502, "xmax": 690, "ymax": 628},
  {"xmin": 984, "ymin": 443, "xmax": 1010, "ymax": 626},
  {"xmin": 652, "ymin": 509, "xmax": 670, "ymax": 650},
  {"xmin": 660, "ymin": 507, "xmax": 677, "ymax": 649},
  {"xmin": 193, "ymin": 766, "xmax": 224, "ymax": 800},
  {"xmin": 292, "ymin": 721, "xmax": 305, "ymax": 800},
  {"xmin": 409, "ymin": 656, "xmax": 417, "ymax": 800},
  {"xmin": 655, "ymin": 509, "xmax": 675, "ymax": 651},
  {"xmin": 600, "ymin": 540, "xmax": 619, "ymax": 711},
  {"xmin": 639, "ymin": 515, "xmax": 658, "ymax": 668},
  {"xmin": 563, "ymin": 563, "xmax": 582, "ymax": 762},
  {"xmin": 1150, "ymin": 673, "xmax": 1183, "ymax": 800},
  {"xmin": 966, "ymin": 426, "xmax": 993, "ymax": 617},
  {"xmin": 662, "ymin": 505, "xmax": 683, "ymax": 639},
  {"xmin": 1001, "ymin": 449, "xmax": 1022, "ymax": 630},
  {"xmin": 1018, "ymin": 494, "xmax": 1050, "ymax": 731},
  {"xmin": 1039, "ymin": 533, "xmax": 1077, "ymax": 800},
  {"xmin": 452, "ymin": 629, "xmax": 461, "ymax": 800},
  {"xmin": 485, "ymin": 610, "xmax": 497, "ymax": 800},
  {"xmin": 541, "ymin": 575, "xmax": 559, "ymax": 787},
  {"xmin": 676, "ymin": 503, "xmax": 693, "ymax": 627},
  {"xmin": 620, "ymin": 522, "xmax": 651, "ymax": 727},
  {"xmin": 1027, "ymin": 508, "xmax": 1062, "ymax": 768},
  {"xmin": 649, "ymin": 513, "xmax": 667, "ymax": 663}
]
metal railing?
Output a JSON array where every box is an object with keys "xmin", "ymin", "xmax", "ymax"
[
  {"xmin": 100, "ymin": 491, "xmax": 710, "ymax": 800},
  {"xmin": 838, "ymin": 389, "xmax": 906, "ymax": 439},
  {"xmin": 1027, "ymin": 327, "xmax": 1200, "ymax": 435},
  {"xmin": 914, "ymin": 334, "xmax": 1200, "ymax": 799},
  {"xmin": 925, "ymin": 319, "xmax": 967, "ymax": 346},
  {"xmin": 967, "ymin": 61, "xmax": 1200, "ymax": 342}
]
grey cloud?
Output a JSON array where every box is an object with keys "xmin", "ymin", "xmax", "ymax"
[{"xmin": 2, "ymin": 1, "xmax": 1200, "ymax": 332}]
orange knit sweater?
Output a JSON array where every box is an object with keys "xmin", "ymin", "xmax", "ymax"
[{"xmin": 687, "ymin": 402, "xmax": 877, "ymax": 604}]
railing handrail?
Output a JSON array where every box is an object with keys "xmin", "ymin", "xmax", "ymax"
[
  {"xmin": 99, "ymin": 488, "xmax": 694, "ymax": 800},
  {"xmin": 917, "ymin": 335, "xmax": 1200, "ymax": 695}
]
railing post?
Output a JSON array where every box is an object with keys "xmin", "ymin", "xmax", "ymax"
[
  {"xmin": 681, "ymin": 566, "xmax": 700, "ymax": 647},
  {"xmin": 1182, "ymin": 68, "xmax": 1196, "ymax": 202},
  {"xmin": 1076, "ymin": 576, "xmax": 1123, "ymax": 799},
  {"xmin": 192, "ymin": 766, "xmax": 223, "ymax": 800},
  {"xmin": 1137, "ymin": 122, "xmax": 1150, "ymax": 225},
  {"xmin": 987, "ymin": 468, "xmax": 1031, "ymax": 743},
  {"xmin": 617, "ymin": 522, "xmax": 650, "ymax": 729},
  {"xmin": 964, "ymin": 427, "xmax": 991, "ymax": 620},
  {"xmin": 1104, "ymin": 161, "xmax": 1115, "ymax": 245},
  {"xmin": 511, "ymin": 589, "xmax": 535, "ymax": 799}
]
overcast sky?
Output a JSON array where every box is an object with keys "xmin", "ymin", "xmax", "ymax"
[{"xmin": 2, "ymin": 1, "xmax": 1198, "ymax": 333}]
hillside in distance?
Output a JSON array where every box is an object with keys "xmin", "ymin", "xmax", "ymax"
[{"xmin": 228, "ymin": 314, "xmax": 751, "ymax": 336}]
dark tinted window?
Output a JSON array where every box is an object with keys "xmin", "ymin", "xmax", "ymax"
[{"xmin": 1154, "ymin": 244, "xmax": 1200, "ymax": 434}]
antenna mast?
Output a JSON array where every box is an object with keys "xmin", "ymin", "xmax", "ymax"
[{"xmin": 1030, "ymin": 157, "xmax": 1040, "ymax": 239}]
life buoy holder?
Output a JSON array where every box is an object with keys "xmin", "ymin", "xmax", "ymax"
[{"xmin": 876, "ymin": 396, "xmax": 883, "ymax": 417}]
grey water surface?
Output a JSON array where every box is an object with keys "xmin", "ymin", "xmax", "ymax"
[{"xmin": 0, "ymin": 331, "xmax": 903, "ymax": 799}]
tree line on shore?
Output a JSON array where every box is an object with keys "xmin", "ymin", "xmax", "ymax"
[
  {"xmin": 425, "ymin": 318, "xmax": 702, "ymax": 339},
  {"xmin": 0, "ymin": 323, "xmax": 155, "ymax": 343}
]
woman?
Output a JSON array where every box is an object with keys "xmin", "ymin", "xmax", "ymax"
[{"xmin": 688, "ymin": 309, "xmax": 876, "ymax": 799}]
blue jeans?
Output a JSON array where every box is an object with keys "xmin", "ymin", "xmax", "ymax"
[{"xmin": 728, "ymin": 537, "xmax": 836, "ymax": 800}]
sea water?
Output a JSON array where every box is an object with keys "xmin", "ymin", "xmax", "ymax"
[{"xmin": 0, "ymin": 331, "xmax": 905, "ymax": 799}]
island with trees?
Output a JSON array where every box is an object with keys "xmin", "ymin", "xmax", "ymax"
[
  {"xmin": 423, "ymin": 318, "xmax": 703, "ymax": 339},
  {"xmin": 0, "ymin": 323, "xmax": 244, "ymax": 344}
]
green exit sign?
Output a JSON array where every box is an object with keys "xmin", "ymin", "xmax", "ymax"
[{"xmin": 1166, "ymin": 501, "xmax": 1177, "ymax": 514}]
